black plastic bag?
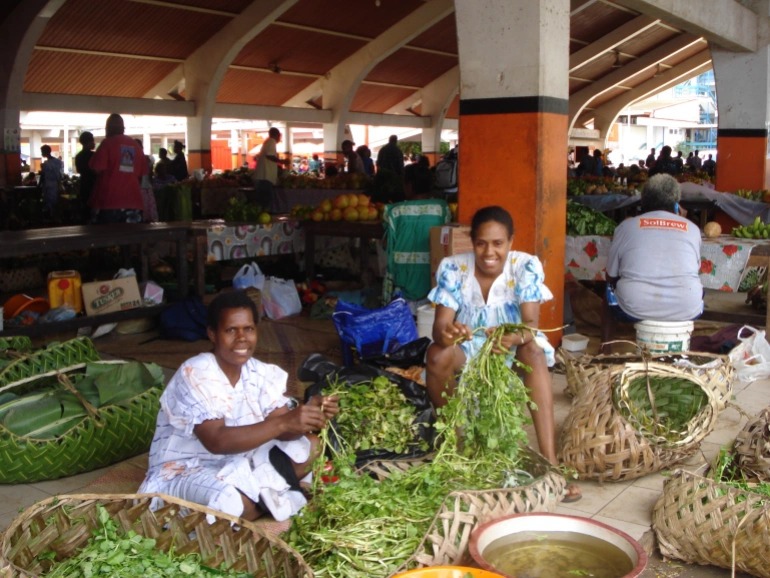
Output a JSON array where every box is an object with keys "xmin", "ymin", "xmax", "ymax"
[
  {"xmin": 364, "ymin": 337, "xmax": 430, "ymax": 369},
  {"xmin": 300, "ymin": 355, "xmax": 434, "ymax": 467}
]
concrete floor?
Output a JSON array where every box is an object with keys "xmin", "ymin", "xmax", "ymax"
[{"xmin": 0, "ymin": 320, "xmax": 765, "ymax": 577}]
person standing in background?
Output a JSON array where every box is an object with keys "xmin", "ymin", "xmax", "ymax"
[
  {"xmin": 376, "ymin": 134, "xmax": 405, "ymax": 180},
  {"xmin": 39, "ymin": 144, "xmax": 64, "ymax": 219},
  {"xmin": 169, "ymin": 140, "xmax": 189, "ymax": 182},
  {"xmin": 74, "ymin": 131, "xmax": 96, "ymax": 223},
  {"xmin": 135, "ymin": 139, "xmax": 158, "ymax": 222},
  {"xmin": 89, "ymin": 113, "xmax": 146, "ymax": 224},
  {"xmin": 357, "ymin": 145, "xmax": 375, "ymax": 176},
  {"xmin": 253, "ymin": 127, "xmax": 288, "ymax": 211},
  {"xmin": 341, "ymin": 139, "xmax": 364, "ymax": 174}
]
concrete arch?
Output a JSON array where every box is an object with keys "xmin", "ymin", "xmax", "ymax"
[{"xmin": 1, "ymin": 0, "xmax": 65, "ymax": 130}]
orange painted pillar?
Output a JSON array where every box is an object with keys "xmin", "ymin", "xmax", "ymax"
[
  {"xmin": 2, "ymin": 152, "xmax": 22, "ymax": 187},
  {"xmin": 458, "ymin": 102, "xmax": 567, "ymax": 341},
  {"xmin": 188, "ymin": 150, "xmax": 211, "ymax": 175}
]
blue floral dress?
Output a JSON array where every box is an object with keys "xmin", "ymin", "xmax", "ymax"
[{"xmin": 428, "ymin": 251, "xmax": 556, "ymax": 366}]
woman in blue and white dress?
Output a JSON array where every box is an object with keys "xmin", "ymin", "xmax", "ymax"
[{"xmin": 426, "ymin": 205, "xmax": 580, "ymax": 502}]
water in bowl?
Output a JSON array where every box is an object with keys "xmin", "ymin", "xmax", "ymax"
[{"xmin": 482, "ymin": 530, "xmax": 633, "ymax": 578}]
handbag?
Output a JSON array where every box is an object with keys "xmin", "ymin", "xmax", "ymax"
[{"xmin": 262, "ymin": 277, "xmax": 302, "ymax": 320}]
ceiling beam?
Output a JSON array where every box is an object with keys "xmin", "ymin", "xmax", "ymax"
[
  {"xmin": 569, "ymin": 33, "xmax": 706, "ymax": 127},
  {"xmin": 22, "ymin": 92, "xmax": 195, "ymax": 116},
  {"xmin": 610, "ymin": 0, "xmax": 758, "ymax": 52},
  {"xmin": 570, "ymin": 15, "xmax": 660, "ymax": 72},
  {"xmin": 578, "ymin": 49, "xmax": 712, "ymax": 130}
]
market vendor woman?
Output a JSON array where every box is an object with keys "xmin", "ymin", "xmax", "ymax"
[
  {"xmin": 426, "ymin": 205, "xmax": 581, "ymax": 502},
  {"xmin": 139, "ymin": 290, "xmax": 339, "ymax": 521}
]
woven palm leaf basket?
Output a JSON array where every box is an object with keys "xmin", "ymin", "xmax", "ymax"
[
  {"xmin": 0, "ymin": 493, "xmax": 314, "ymax": 578},
  {"xmin": 732, "ymin": 406, "xmax": 770, "ymax": 482},
  {"xmin": 377, "ymin": 448, "xmax": 566, "ymax": 572},
  {"xmin": 652, "ymin": 468, "xmax": 770, "ymax": 578},
  {"xmin": 559, "ymin": 358, "xmax": 726, "ymax": 482},
  {"xmin": 561, "ymin": 348, "xmax": 734, "ymax": 408},
  {"xmin": 0, "ymin": 336, "xmax": 161, "ymax": 483}
]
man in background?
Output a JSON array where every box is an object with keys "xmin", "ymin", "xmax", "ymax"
[
  {"xmin": 74, "ymin": 131, "xmax": 96, "ymax": 222},
  {"xmin": 253, "ymin": 127, "xmax": 288, "ymax": 211},
  {"xmin": 40, "ymin": 144, "xmax": 64, "ymax": 219},
  {"xmin": 89, "ymin": 113, "xmax": 146, "ymax": 224},
  {"xmin": 376, "ymin": 134, "xmax": 404, "ymax": 180}
]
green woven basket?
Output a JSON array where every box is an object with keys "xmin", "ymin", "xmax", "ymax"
[{"xmin": 0, "ymin": 384, "xmax": 161, "ymax": 483}]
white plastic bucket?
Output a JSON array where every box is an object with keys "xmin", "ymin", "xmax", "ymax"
[
  {"xmin": 634, "ymin": 320, "xmax": 693, "ymax": 352},
  {"xmin": 416, "ymin": 304, "xmax": 435, "ymax": 340}
]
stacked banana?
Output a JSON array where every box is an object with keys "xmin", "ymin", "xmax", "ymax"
[{"xmin": 732, "ymin": 216, "xmax": 770, "ymax": 238}]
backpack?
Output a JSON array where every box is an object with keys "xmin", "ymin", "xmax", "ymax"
[
  {"xmin": 159, "ymin": 296, "xmax": 208, "ymax": 341},
  {"xmin": 434, "ymin": 149, "xmax": 458, "ymax": 190}
]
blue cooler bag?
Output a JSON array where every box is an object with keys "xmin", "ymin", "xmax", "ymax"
[{"xmin": 332, "ymin": 298, "xmax": 419, "ymax": 365}]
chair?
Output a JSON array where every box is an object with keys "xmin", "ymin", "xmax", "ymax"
[{"xmin": 381, "ymin": 198, "xmax": 451, "ymax": 304}]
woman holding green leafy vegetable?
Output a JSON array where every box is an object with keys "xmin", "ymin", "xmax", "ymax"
[
  {"xmin": 139, "ymin": 290, "xmax": 339, "ymax": 522},
  {"xmin": 425, "ymin": 205, "xmax": 581, "ymax": 502}
]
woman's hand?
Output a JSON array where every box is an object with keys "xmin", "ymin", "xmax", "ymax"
[
  {"xmin": 439, "ymin": 321, "xmax": 473, "ymax": 347},
  {"xmin": 308, "ymin": 394, "xmax": 340, "ymax": 420},
  {"xmin": 485, "ymin": 326, "xmax": 526, "ymax": 354}
]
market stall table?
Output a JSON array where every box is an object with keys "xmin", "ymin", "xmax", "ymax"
[
  {"xmin": 0, "ymin": 222, "xmax": 189, "ymax": 336},
  {"xmin": 565, "ymin": 234, "xmax": 763, "ymax": 291},
  {"xmin": 189, "ymin": 218, "xmax": 304, "ymax": 296},
  {"xmin": 303, "ymin": 220, "xmax": 385, "ymax": 281}
]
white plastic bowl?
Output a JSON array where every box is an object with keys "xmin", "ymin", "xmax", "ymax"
[{"xmin": 562, "ymin": 333, "xmax": 589, "ymax": 352}]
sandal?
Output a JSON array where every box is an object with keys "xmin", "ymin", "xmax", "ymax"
[{"xmin": 562, "ymin": 482, "xmax": 582, "ymax": 503}]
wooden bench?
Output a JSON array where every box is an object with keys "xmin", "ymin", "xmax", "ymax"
[{"xmin": 0, "ymin": 222, "xmax": 190, "ymax": 337}]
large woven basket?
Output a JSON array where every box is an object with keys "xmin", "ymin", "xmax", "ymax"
[
  {"xmin": 0, "ymin": 493, "xmax": 314, "ymax": 578},
  {"xmin": 0, "ymin": 375, "xmax": 161, "ymax": 484},
  {"xmin": 561, "ymin": 348, "xmax": 734, "ymax": 409},
  {"xmin": 652, "ymin": 468, "xmax": 770, "ymax": 578},
  {"xmin": 386, "ymin": 448, "xmax": 566, "ymax": 573},
  {"xmin": 732, "ymin": 406, "xmax": 770, "ymax": 481},
  {"xmin": 559, "ymin": 361, "xmax": 719, "ymax": 482}
]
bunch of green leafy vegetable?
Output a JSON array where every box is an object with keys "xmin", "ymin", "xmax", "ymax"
[
  {"xmin": 327, "ymin": 374, "xmax": 428, "ymax": 454},
  {"xmin": 288, "ymin": 325, "xmax": 536, "ymax": 577},
  {"xmin": 710, "ymin": 447, "xmax": 770, "ymax": 504},
  {"xmin": 41, "ymin": 504, "xmax": 252, "ymax": 577},
  {"xmin": 223, "ymin": 196, "xmax": 265, "ymax": 223},
  {"xmin": 566, "ymin": 200, "xmax": 617, "ymax": 236}
]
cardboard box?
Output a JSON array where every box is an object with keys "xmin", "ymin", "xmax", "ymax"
[
  {"xmin": 82, "ymin": 277, "xmax": 143, "ymax": 316},
  {"xmin": 430, "ymin": 225, "xmax": 473, "ymax": 286}
]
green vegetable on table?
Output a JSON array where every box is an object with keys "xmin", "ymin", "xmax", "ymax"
[{"xmin": 566, "ymin": 200, "xmax": 617, "ymax": 236}]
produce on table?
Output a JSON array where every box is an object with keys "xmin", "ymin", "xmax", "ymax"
[
  {"xmin": 222, "ymin": 196, "xmax": 269, "ymax": 223},
  {"xmin": 288, "ymin": 324, "xmax": 537, "ymax": 577},
  {"xmin": 732, "ymin": 216, "xmax": 770, "ymax": 238},
  {"xmin": 280, "ymin": 172, "xmax": 371, "ymax": 190},
  {"xmin": 292, "ymin": 192, "xmax": 382, "ymax": 222},
  {"xmin": 703, "ymin": 221, "xmax": 722, "ymax": 238},
  {"xmin": 734, "ymin": 188, "xmax": 769, "ymax": 203},
  {"xmin": 42, "ymin": 504, "xmax": 252, "ymax": 577},
  {"xmin": 566, "ymin": 200, "xmax": 617, "ymax": 236}
]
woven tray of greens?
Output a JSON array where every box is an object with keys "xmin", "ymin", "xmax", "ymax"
[{"xmin": 0, "ymin": 336, "xmax": 163, "ymax": 483}]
